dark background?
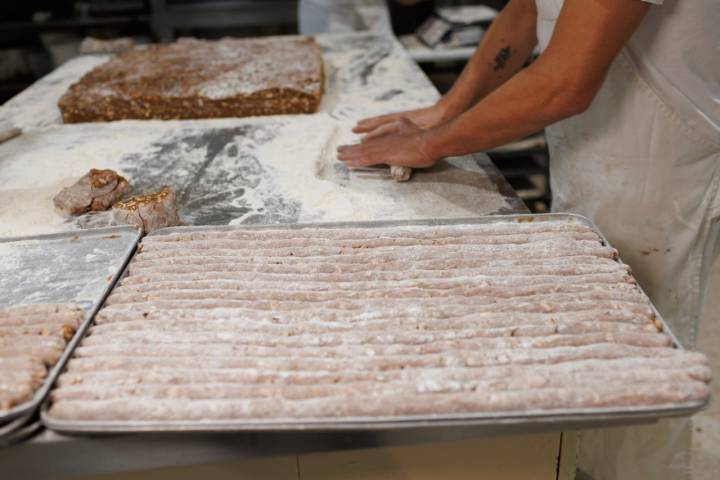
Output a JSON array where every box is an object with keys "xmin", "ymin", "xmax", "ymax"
[{"xmin": 0, "ymin": 1, "xmax": 511, "ymax": 103}]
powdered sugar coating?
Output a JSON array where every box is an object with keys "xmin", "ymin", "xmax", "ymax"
[{"xmin": 47, "ymin": 222, "xmax": 711, "ymax": 424}]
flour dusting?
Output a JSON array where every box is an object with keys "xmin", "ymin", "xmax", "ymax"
[
  {"xmin": 0, "ymin": 229, "xmax": 137, "ymax": 315},
  {"xmin": 0, "ymin": 33, "xmax": 511, "ymax": 238}
]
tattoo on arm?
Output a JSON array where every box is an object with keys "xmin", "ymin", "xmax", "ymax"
[{"xmin": 493, "ymin": 45, "xmax": 512, "ymax": 71}]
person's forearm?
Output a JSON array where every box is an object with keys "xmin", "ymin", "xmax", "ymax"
[
  {"xmin": 424, "ymin": 0, "xmax": 650, "ymax": 158},
  {"xmin": 425, "ymin": 58, "xmax": 590, "ymax": 157},
  {"xmin": 338, "ymin": 0, "xmax": 649, "ymax": 171},
  {"xmin": 437, "ymin": 0, "xmax": 538, "ymax": 119}
]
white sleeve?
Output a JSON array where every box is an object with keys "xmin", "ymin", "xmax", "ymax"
[{"xmin": 642, "ymin": 0, "xmax": 664, "ymax": 4}]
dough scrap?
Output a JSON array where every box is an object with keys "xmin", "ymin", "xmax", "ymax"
[
  {"xmin": 53, "ymin": 169, "xmax": 129, "ymax": 216},
  {"xmin": 111, "ymin": 186, "xmax": 180, "ymax": 234},
  {"xmin": 390, "ymin": 165, "xmax": 413, "ymax": 182}
]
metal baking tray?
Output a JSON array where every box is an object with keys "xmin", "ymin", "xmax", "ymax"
[
  {"xmin": 0, "ymin": 412, "xmax": 35, "ymax": 438},
  {"xmin": 41, "ymin": 214, "xmax": 709, "ymax": 434},
  {"xmin": 0, "ymin": 226, "xmax": 141, "ymax": 429},
  {"xmin": 0, "ymin": 413, "xmax": 41, "ymax": 447}
]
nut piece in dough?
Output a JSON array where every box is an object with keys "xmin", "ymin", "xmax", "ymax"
[
  {"xmin": 111, "ymin": 186, "xmax": 180, "ymax": 234},
  {"xmin": 390, "ymin": 166, "xmax": 413, "ymax": 182},
  {"xmin": 53, "ymin": 169, "xmax": 130, "ymax": 216}
]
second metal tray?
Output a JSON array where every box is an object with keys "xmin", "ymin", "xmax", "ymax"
[
  {"xmin": 41, "ymin": 214, "xmax": 708, "ymax": 434},
  {"xmin": 0, "ymin": 226, "xmax": 140, "ymax": 427}
]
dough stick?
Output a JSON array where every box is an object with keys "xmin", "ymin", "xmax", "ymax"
[
  {"xmin": 48, "ymin": 381, "xmax": 710, "ymax": 421},
  {"xmin": 139, "ymin": 231, "xmax": 601, "ymax": 251},
  {"xmin": 131, "ymin": 245, "xmax": 619, "ymax": 269},
  {"xmin": 88, "ymin": 315, "xmax": 668, "ymax": 347},
  {"xmin": 0, "ymin": 381, "xmax": 36, "ymax": 411},
  {"xmin": 115, "ymin": 273, "xmax": 635, "ymax": 295},
  {"xmin": 76, "ymin": 333, "xmax": 671, "ymax": 363},
  {"xmin": 92, "ymin": 308, "xmax": 653, "ymax": 331},
  {"xmin": 0, "ymin": 323, "xmax": 75, "ymax": 342},
  {"xmin": 49, "ymin": 365, "xmax": 702, "ymax": 402},
  {"xmin": 56, "ymin": 357, "xmax": 711, "ymax": 389},
  {"xmin": 0, "ymin": 344, "xmax": 64, "ymax": 366},
  {"xmin": 93, "ymin": 314, "xmax": 656, "ymax": 336},
  {"xmin": 134, "ymin": 238, "xmax": 610, "ymax": 260},
  {"xmin": 143, "ymin": 222, "xmax": 596, "ymax": 243},
  {"xmin": 127, "ymin": 257, "xmax": 626, "ymax": 278},
  {"xmin": 123, "ymin": 261, "xmax": 628, "ymax": 286},
  {"xmin": 0, "ymin": 311, "xmax": 84, "ymax": 329},
  {"xmin": 64, "ymin": 343, "xmax": 695, "ymax": 374},
  {"xmin": 96, "ymin": 297, "xmax": 655, "ymax": 317},
  {"xmin": 0, "ymin": 304, "xmax": 81, "ymax": 319}
]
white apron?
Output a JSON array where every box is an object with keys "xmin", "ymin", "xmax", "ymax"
[
  {"xmin": 298, "ymin": 0, "xmax": 360, "ymax": 35},
  {"xmin": 535, "ymin": 0, "xmax": 720, "ymax": 478},
  {"xmin": 298, "ymin": 0, "xmax": 392, "ymax": 35}
]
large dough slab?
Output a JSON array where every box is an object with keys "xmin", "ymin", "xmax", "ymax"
[{"xmin": 58, "ymin": 37, "xmax": 324, "ymax": 123}]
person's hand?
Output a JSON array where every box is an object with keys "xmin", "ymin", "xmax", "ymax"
[
  {"xmin": 352, "ymin": 104, "xmax": 448, "ymax": 137},
  {"xmin": 337, "ymin": 117, "xmax": 439, "ymax": 169}
]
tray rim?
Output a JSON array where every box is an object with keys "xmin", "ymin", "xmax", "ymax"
[
  {"xmin": 0, "ymin": 412, "xmax": 35, "ymax": 437},
  {"xmin": 0, "ymin": 226, "xmax": 141, "ymax": 428},
  {"xmin": 0, "ymin": 224, "xmax": 140, "ymax": 244},
  {"xmin": 0, "ymin": 418, "xmax": 43, "ymax": 447},
  {"xmin": 41, "ymin": 214, "xmax": 707, "ymax": 434},
  {"xmin": 41, "ymin": 399, "xmax": 710, "ymax": 434}
]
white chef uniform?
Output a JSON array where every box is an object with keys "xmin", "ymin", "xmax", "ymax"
[
  {"xmin": 298, "ymin": 0, "xmax": 362, "ymax": 34},
  {"xmin": 535, "ymin": 0, "xmax": 720, "ymax": 478},
  {"xmin": 298, "ymin": 0, "xmax": 393, "ymax": 35}
]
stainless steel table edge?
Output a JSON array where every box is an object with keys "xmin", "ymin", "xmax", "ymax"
[
  {"xmin": 0, "ymin": 412, "xmax": 35, "ymax": 437},
  {"xmin": 0, "ymin": 415, "xmax": 43, "ymax": 447},
  {"xmin": 0, "ymin": 226, "xmax": 141, "ymax": 427},
  {"xmin": 41, "ymin": 214, "xmax": 707, "ymax": 434}
]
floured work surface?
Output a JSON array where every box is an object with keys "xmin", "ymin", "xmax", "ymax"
[
  {"xmin": 58, "ymin": 36, "xmax": 324, "ymax": 123},
  {"xmin": 0, "ymin": 117, "xmax": 516, "ymax": 238},
  {"xmin": 0, "ymin": 34, "xmax": 519, "ymax": 239},
  {"xmin": 44, "ymin": 217, "xmax": 711, "ymax": 432},
  {"xmin": 0, "ymin": 227, "xmax": 140, "ymax": 424}
]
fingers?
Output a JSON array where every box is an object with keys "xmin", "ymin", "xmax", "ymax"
[
  {"xmin": 352, "ymin": 113, "xmax": 400, "ymax": 134},
  {"xmin": 339, "ymin": 118, "xmax": 432, "ymax": 170},
  {"xmin": 361, "ymin": 121, "xmax": 402, "ymax": 142},
  {"xmin": 362, "ymin": 117, "xmax": 423, "ymax": 143},
  {"xmin": 336, "ymin": 144, "xmax": 374, "ymax": 167}
]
